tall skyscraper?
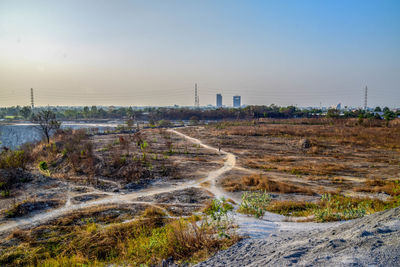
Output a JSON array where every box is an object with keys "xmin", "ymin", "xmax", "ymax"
[
  {"xmin": 233, "ymin": 95, "xmax": 241, "ymax": 108},
  {"xmin": 216, "ymin": 94, "xmax": 222, "ymax": 107}
]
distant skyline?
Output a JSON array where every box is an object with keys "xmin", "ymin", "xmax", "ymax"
[{"xmin": 1, "ymin": 0, "xmax": 399, "ymax": 108}]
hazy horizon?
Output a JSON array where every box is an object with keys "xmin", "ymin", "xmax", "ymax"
[{"xmin": 1, "ymin": 0, "xmax": 399, "ymax": 108}]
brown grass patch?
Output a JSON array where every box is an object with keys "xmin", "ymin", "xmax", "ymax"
[
  {"xmin": 223, "ymin": 174, "xmax": 314, "ymax": 195},
  {"xmin": 217, "ymin": 120, "xmax": 400, "ymax": 149},
  {"xmin": 354, "ymin": 179, "xmax": 400, "ymax": 196},
  {"xmin": 245, "ymin": 159, "xmax": 348, "ymax": 176}
]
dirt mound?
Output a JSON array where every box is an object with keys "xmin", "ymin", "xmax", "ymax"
[{"xmin": 197, "ymin": 207, "xmax": 400, "ymax": 266}]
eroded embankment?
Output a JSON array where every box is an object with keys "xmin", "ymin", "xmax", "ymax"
[{"xmin": 197, "ymin": 207, "xmax": 400, "ymax": 266}]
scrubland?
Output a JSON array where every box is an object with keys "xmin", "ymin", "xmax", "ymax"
[
  {"xmin": 1, "ymin": 118, "xmax": 400, "ymax": 265},
  {"xmin": 0, "ymin": 127, "xmax": 238, "ymax": 266},
  {"xmin": 178, "ymin": 118, "xmax": 400, "ymax": 221}
]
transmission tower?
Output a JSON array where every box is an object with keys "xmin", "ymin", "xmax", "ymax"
[
  {"xmin": 194, "ymin": 83, "xmax": 199, "ymax": 108},
  {"xmin": 364, "ymin": 86, "xmax": 368, "ymax": 110},
  {"xmin": 30, "ymin": 88, "xmax": 34, "ymax": 110}
]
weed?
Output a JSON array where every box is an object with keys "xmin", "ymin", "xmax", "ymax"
[
  {"xmin": 238, "ymin": 191, "xmax": 271, "ymax": 218},
  {"xmin": 38, "ymin": 161, "xmax": 48, "ymax": 171},
  {"xmin": 203, "ymin": 198, "xmax": 234, "ymax": 238}
]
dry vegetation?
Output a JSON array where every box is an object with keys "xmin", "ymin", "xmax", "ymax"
[
  {"xmin": 223, "ymin": 174, "xmax": 314, "ymax": 195},
  {"xmin": 178, "ymin": 118, "xmax": 400, "ymax": 219},
  {"xmin": 0, "ymin": 204, "xmax": 239, "ymax": 266},
  {"xmin": 0, "ymin": 126, "xmax": 236, "ymax": 266}
]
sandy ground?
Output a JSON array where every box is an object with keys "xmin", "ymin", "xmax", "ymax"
[{"xmin": 197, "ymin": 207, "xmax": 400, "ymax": 267}]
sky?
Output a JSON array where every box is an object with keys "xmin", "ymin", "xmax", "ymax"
[{"xmin": 0, "ymin": 0, "xmax": 399, "ymax": 108}]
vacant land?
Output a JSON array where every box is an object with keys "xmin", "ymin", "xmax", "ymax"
[
  {"xmin": 0, "ymin": 127, "xmax": 240, "ymax": 266},
  {"xmin": 1, "ymin": 118, "xmax": 399, "ymax": 265},
  {"xmin": 178, "ymin": 119, "xmax": 400, "ymax": 220}
]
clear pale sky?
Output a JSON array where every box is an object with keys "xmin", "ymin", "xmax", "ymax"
[{"xmin": 0, "ymin": 0, "xmax": 399, "ymax": 108}]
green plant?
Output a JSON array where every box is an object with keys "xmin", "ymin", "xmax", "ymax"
[
  {"xmin": 238, "ymin": 191, "xmax": 271, "ymax": 218},
  {"xmin": 38, "ymin": 161, "xmax": 51, "ymax": 176},
  {"xmin": 38, "ymin": 161, "xmax": 48, "ymax": 171},
  {"xmin": 140, "ymin": 140, "xmax": 149, "ymax": 150},
  {"xmin": 203, "ymin": 198, "xmax": 234, "ymax": 238},
  {"xmin": 1, "ymin": 189, "xmax": 10, "ymax": 197}
]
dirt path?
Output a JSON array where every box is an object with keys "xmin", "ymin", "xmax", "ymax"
[
  {"xmin": 0, "ymin": 129, "xmax": 235, "ymax": 233},
  {"xmin": 0, "ymin": 128, "xmax": 338, "ymax": 238}
]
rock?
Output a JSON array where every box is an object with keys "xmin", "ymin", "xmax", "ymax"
[{"xmin": 299, "ymin": 138, "xmax": 311, "ymax": 149}]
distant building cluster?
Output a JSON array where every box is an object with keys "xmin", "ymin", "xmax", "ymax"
[{"xmin": 215, "ymin": 94, "xmax": 241, "ymax": 108}]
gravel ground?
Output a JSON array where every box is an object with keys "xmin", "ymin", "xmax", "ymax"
[{"xmin": 196, "ymin": 207, "xmax": 400, "ymax": 267}]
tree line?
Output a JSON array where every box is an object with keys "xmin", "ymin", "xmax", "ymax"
[{"xmin": 1, "ymin": 105, "xmax": 399, "ymax": 121}]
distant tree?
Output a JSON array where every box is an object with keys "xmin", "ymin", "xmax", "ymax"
[
  {"xmin": 383, "ymin": 110, "xmax": 396, "ymax": 122},
  {"xmin": 189, "ymin": 116, "xmax": 199, "ymax": 125},
  {"xmin": 374, "ymin": 113, "xmax": 382, "ymax": 120},
  {"xmin": 83, "ymin": 106, "xmax": 90, "ymax": 118},
  {"xmin": 127, "ymin": 107, "xmax": 134, "ymax": 117},
  {"xmin": 326, "ymin": 108, "xmax": 340, "ymax": 118},
  {"xmin": 374, "ymin": 106, "xmax": 382, "ymax": 112},
  {"xmin": 32, "ymin": 109, "xmax": 61, "ymax": 143},
  {"xmin": 19, "ymin": 106, "xmax": 32, "ymax": 119},
  {"xmin": 383, "ymin": 107, "xmax": 390, "ymax": 113},
  {"xmin": 157, "ymin": 120, "xmax": 173, "ymax": 127},
  {"xmin": 90, "ymin": 106, "xmax": 98, "ymax": 118}
]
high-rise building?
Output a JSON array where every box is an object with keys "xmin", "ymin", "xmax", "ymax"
[
  {"xmin": 216, "ymin": 94, "xmax": 222, "ymax": 107},
  {"xmin": 233, "ymin": 95, "xmax": 241, "ymax": 108}
]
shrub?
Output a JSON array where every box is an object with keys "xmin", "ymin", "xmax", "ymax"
[
  {"xmin": 238, "ymin": 191, "xmax": 271, "ymax": 218},
  {"xmin": 0, "ymin": 150, "xmax": 29, "ymax": 169},
  {"xmin": 203, "ymin": 198, "xmax": 234, "ymax": 238},
  {"xmin": 38, "ymin": 161, "xmax": 48, "ymax": 171}
]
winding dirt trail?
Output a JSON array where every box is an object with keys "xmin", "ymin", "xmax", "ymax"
[
  {"xmin": 0, "ymin": 129, "xmax": 235, "ymax": 234},
  {"xmin": 0, "ymin": 128, "xmax": 338, "ymax": 237}
]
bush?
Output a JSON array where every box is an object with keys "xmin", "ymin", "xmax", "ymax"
[
  {"xmin": 0, "ymin": 150, "xmax": 29, "ymax": 169},
  {"xmin": 38, "ymin": 161, "xmax": 48, "ymax": 171},
  {"xmin": 238, "ymin": 191, "xmax": 271, "ymax": 218},
  {"xmin": 203, "ymin": 198, "xmax": 234, "ymax": 238}
]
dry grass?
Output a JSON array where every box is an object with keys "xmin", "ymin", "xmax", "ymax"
[
  {"xmin": 354, "ymin": 179, "xmax": 400, "ymax": 196},
  {"xmin": 262, "ymin": 193, "xmax": 400, "ymax": 222},
  {"xmin": 0, "ymin": 206, "xmax": 239, "ymax": 266},
  {"xmin": 216, "ymin": 119, "xmax": 400, "ymax": 149},
  {"xmin": 223, "ymin": 174, "xmax": 314, "ymax": 195},
  {"xmin": 246, "ymin": 158, "xmax": 349, "ymax": 176}
]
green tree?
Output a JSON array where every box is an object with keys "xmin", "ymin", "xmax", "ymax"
[
  {"xmin": 326, "ymin": 108, "xmax": 340, "ymax": 118},
  {"xmin": 19, "ymin": 106, "xmax": 32, "ymax": 119},
  {"xmin": 383, "ymin": 110, "xmax": 396, "ymax": 122}
]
